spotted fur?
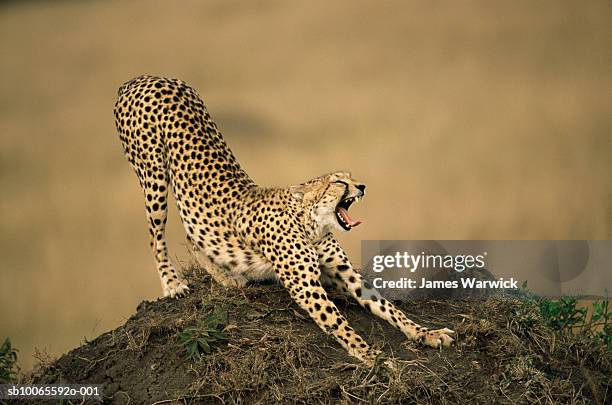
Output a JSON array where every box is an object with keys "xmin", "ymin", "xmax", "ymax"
[{"xmin": 114, "ymin": 76, "xmax": 454, "ymax": 365}]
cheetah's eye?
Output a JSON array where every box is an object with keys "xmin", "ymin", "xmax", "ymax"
[{"xmin": 334, "ymin": 180, "xmax": 349, "ymax": 188}]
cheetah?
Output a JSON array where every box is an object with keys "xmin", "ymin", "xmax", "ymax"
[{"xmin": 114, "ymin": 76, "xmax": 454, "ymax": 365}]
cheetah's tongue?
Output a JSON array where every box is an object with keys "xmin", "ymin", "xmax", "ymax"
[{"xmin": 337, "ymin": 207, "xmax": 362, "ymax": 227}]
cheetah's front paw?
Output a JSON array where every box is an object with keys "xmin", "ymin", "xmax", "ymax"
[
  {"xmin": 163, "ymin": 279, "xmax": 190, "ymax": 298},
  {"xmin": 419, "ymin": 328, "xmax": 455, "ymax": 349}
]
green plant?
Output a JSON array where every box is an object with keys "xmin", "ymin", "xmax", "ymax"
[
  {"xmin": 517, "ymin": 283, "xmax": 610, "ymax": 348},
  {"xmin": 179, "ymin": 309, "xmax": 228, "ymax": 360},
  {"xmin": 538, "ymin": 294, "xmax": 610, "ymax": 348},
  {"xmin": 539, "ymin": 297, "xmax": 587, "ymax": 330},
  {"xmin": 0, "ymin": 338, "xmax": 18, "ymax": 383},
  {"xmin": 539, "ymin": 296, "xmax": 612, "ymax": 347},
  {"xmin": 589, "ymin": 298, "xmax": 611, "ymax": 348}
]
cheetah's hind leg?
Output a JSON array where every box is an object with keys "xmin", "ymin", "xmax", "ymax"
[{"xmin": 123, "ymin": 152, "xmax": 189, "ymax": 298}]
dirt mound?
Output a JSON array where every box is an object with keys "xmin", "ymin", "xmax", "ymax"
[{"xmin": 25, "ymin": 267, "xmax": 610, "ymax": 404}]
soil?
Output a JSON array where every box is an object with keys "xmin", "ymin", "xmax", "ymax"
[{"xmin": 21, "ymin": 267, "xmax": 610, "ymax": 404}]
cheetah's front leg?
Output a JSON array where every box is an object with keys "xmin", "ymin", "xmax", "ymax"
[
  {"xmin": 316, "ymin": 234, "xmax": 455, "ymax": 348},
  {"xmin": 269, "ymin": 245, "xmax": 381, "ymax": 365}
]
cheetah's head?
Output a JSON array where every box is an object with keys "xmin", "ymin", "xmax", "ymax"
[{"xmin": 290, "ymin": 171, "xmax": 365, "ymax": 233}]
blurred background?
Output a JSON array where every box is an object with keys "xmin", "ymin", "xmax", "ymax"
[{"xmin": 0, "ymin": 0, "xmax": 610, "ymax": 371}]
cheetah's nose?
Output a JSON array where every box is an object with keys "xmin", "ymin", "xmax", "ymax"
[{"xmin": 356, "ymin": 184, "xmax": 366, "ymax": 195}]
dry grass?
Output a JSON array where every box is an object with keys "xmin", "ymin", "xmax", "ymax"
[{"xmin": 0, "ymin": 0, "xmax": 610, "ymax": 371}]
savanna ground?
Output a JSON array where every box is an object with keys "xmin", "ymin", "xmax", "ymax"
[
  {"xmin": 0, "ymin": 0, "xmax": 610, "ymax": 376},
  {"xmin": 18, "ymin": 266, "xmax": 611, "ymax": 404}
]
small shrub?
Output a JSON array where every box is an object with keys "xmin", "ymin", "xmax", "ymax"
[
  {"xmin": 591, "ymin": 298, "xmax": 611, "ymax": 347},
  {"xmin": 178, "ymin": 309, "xmax": 228, "ymax": 360},
  {"xmin": 518, "ymin": 284, "xmax": 610, "ymax": 348},
  {"xmin": 540, "ymin": 296, "xmax": 610, "ymax": 347},
  {"xmin": 0, "ymin": 338, "xmax": 18, "ymax": 383},
  {"xmin": 539, "ymin": 297, "xmax": 588, "ymax": 330}
]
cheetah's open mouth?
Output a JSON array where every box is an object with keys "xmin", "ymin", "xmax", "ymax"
[{"xmin": 335, "ymin": 195, "xmax": 363, "ymax": 231}]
